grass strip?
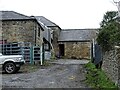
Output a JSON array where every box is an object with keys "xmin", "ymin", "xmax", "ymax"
[{"xmin": 85, "ymin": 62, "xmax": 118, "ymax": 89}]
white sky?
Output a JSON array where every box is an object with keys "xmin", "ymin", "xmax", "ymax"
[{"xmin": 0, "ymin": 0, "xmax": 118, "ymax": 29}]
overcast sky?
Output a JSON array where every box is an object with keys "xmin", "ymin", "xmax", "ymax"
[{"xmin": 0, "ymin": 0, "xmax": 118, "ymax": 29}]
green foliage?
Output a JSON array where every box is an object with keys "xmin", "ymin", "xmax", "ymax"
[
  {"xmin": 100, "ymin": 11, "xmax": 118, "ymax": 27},
  {"xmin": 97, "ymin": 29, "xmax": 111, "ymax": 51},
  {"xmin": 20, "ymin": 61, "xmax": 53, "ymax": 73},
  {"xmin": 50, "ymin": 50, "xmax": 57, "ymax": 60},
  {"xmin": 43, "ymin": 61, "xmax": 53, "ymax": 66},
  {"xmin": 85, "ymin": 62, "xmax": 118, "ymax": 89},
  {"xmin": 97, "ymin": 11, "xmax": 120, "ymax": 51},
  {"xmin": 20, "ymin": 64, "xmax": 40, "ymax": 73}
]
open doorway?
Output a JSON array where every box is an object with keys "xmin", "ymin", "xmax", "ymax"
[{"xmin": 59, "ymin": 44, "xmax": 64, "ymax": 57}]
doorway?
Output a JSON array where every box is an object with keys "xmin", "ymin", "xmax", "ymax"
[{"xmin": 59, "ymin": 44, "xmax": 64, "ymax": 57}]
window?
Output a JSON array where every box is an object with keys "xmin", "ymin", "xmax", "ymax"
[{"xmin": 38, "ymin": 27, "xmax": 40, "ymax": 37}]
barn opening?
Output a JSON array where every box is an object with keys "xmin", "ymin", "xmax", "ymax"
[
  {"xmin": 59, "ymin": 44, "xmax": 64, "ymax": 56},
  {"xmin": 58, "ymin": 29, "xmax": 98, "ymax": 59}
]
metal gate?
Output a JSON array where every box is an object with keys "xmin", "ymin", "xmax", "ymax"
[
  {"xmin": 0, "ymin": 42, "xmax": 44, "ymax": 64},
  {"xmin": 93, "ymin": 44, "xmax": 102, "ymax": 65}
]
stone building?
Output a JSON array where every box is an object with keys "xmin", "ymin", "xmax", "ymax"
[
  {"xmin": 36, "ymin": 16, "xmax": 61, "ymax": 56},
  {"xmin": 58, "ymin": 29, "xmax": 98, "ymax": 59},
  {"xmin": 34, "ymin": 16, "xmax": 52, "ymax": 60},
  {"xmin": 0, "ymin": 11, "xmax": 44, "ymax": 46},
  {"xmin": 0, "ymin": 11, "xmax": 98, "ymax": 60},
  {"xmin": 32, "ymin": 16, "xmax": 98, "ymax": 59}
]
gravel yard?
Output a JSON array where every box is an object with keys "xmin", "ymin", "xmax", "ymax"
[{"xmin": 2, "ymin": 59, "xmax": 89, "ymax": 88}]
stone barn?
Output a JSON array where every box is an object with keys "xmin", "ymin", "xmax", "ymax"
[
  {"xmin": 58, "ymin": 29, "xmax": 98, "ymax": 59},
  {"xmin": 35, "ymin": 16, "xmax": 61, "ymax": 56},
  {"xmin": 34, "ymin": 16, "xmax": 53, "ymax": 60},
  {"xmin": 0, "ymin": 11, "xmax": 44, "ymax": 46}
]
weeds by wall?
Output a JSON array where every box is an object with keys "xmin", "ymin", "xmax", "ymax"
[
  {"xmin": 102, "ymin": 46, "xmax": 120, "ymax": 87},
  {"xmin": 85, "ymin": 62, "xmax": 118, "ymax": 88}
]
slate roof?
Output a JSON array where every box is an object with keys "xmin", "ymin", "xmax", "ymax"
[
  {"xmin": 34, "ymin": 16, "xmax": 49, "ymax": 29},
  {"xmin": 58, "ymin": 29, "xmax": 98, "ymax": 42},
  {"xmin": 35, "ymin": 16, "xmax": 57, "ymax": 27},
  {"xmin": 0, "ymin": 11, "xmax": 33, "ymax": 20},
  {"xmin": 34, "ymin": 16, "xmax": 51, "ymax": 43}
]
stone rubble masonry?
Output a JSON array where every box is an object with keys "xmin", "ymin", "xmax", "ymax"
[
  {"xmin": 102, "ymin": 47, "xmax": 120, "ymax": 87},
  {"xmin": 50, "ymin": 26, "xmax": 61, "ymax": 56},
  {"xmin": 64, "ymin": 42, "xmax": 91, "ymax": 59},
  {"xmin": 2, "ymin": 20, "xmax": 43, "ymax": 46}
]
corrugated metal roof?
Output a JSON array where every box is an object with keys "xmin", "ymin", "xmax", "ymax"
[
  {"xmin": 35, "ymin": 16, "xmax": 57, "ymax": 27},
  {"xmin": 0, "ymin": 11, "xmax": 33, "ymax": 20},
  {"xmin": 58, "ymin": 29, "xmax": 98, "ymax": 42}
]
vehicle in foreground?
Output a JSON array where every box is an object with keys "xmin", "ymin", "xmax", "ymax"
[{"xmin": 0, "ymin": 53, "xmax": 25, "ymax": 74}]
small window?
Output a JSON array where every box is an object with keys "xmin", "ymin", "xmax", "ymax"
[{"xmin": 38, "ymin": 27, "xmax": 40, "ymax": 37}]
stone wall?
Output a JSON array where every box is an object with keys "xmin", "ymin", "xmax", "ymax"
[
  {"xmin": 2, "ymin": 20, "xmax": 43, "ymax": 46},
  {"xmin": 49, "ymin": 26, "xmax": 61, "ymax": 56},
  {"xmin": 36, "ymin": 24, "xmax": 43, "ymax": 46},
  {"xmin": 102, "ymin": 47, "xmax": 120, "ymax": 87},
  {"xmin": 64, "ymin": 42, "xmax": 91, "ymax": 59}
]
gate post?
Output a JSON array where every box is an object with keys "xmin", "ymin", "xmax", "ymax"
[
  {"xmin": 30, "ymin": 46, "xmax": 34, "ymax": 64},
  {"xmin": 40, "ymin": 43, "xmax": 45, "ymax": 65},
  {"xmin": 91, "ymin": 39, "xmax": 95, "ymax": 63}
]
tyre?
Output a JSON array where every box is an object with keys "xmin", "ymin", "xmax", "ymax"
[{"xmin": 4, "ymin": 62, "xmax": 16, "ymax": 74}]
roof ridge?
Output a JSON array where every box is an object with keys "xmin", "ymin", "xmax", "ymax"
[
  {"xmin": 35, "ymin": 16, "xmax": 57, "ymax": 26},
  {"xmin": 11, "ymin": 11, "xmax": 32, "ymax": 19},
  {"xmin": 62, "ymin": 28, "xmax": 99, "ymax": 31},
  {"xmin": 39, "ymin": 16, "xmax": 56, "ymax": 24},
  {"xmin": 0, "ymin": 11, "xmax": 34, "ymax": 20}
]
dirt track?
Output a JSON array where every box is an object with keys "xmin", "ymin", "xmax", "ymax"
[{"xmin": 2, "ymin": 59, "xmax": 89, "ymax": 88}]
